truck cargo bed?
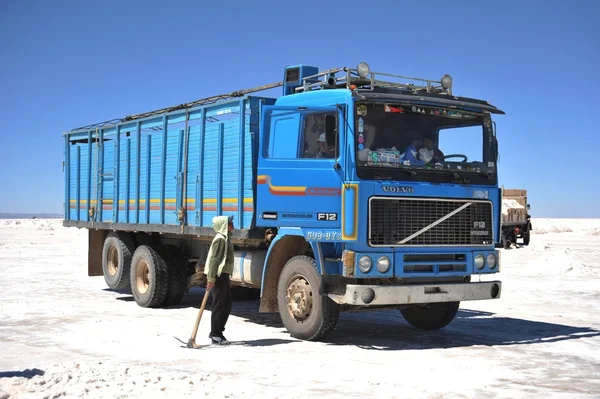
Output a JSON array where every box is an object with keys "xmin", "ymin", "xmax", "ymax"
[{"xmin": 63, "ymin": 96, "xmax": 275, "ymax": 238}]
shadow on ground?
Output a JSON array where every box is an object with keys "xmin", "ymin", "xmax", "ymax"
[
  {"xmin": 172, "ymin": 336, "xmax": 294, "ymax": 348},
  {"xmin": 107, "ymin": 288, "xmax": 600, "ymax": 351},
  {"xmin": 230, "ymin": 299, "xmax": 600, "ymax": 351},
  {"xmin": 0, "ymin": 368, "xmax": 45, "ymax": 379}
]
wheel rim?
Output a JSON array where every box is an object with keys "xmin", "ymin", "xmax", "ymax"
[
  {"xmin": 107, "ymin": 245, "xmax": 119, "ymax": 276},
  {"xmin": 135, "ymin": 259, "xmax": 150, "ymax": 294},
  {"xmin": 286, "ymin": 274, "xmax": 313, "ymax": 321}
]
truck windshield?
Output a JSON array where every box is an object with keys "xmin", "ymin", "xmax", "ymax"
[{"xmin": 354, "ymin": 102, "xmax": 497, "ymax": 184}]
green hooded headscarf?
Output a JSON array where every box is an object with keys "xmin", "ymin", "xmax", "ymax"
[{"xmin": 203, "ymin": 215, "xmax": 234, "ymax": 283}]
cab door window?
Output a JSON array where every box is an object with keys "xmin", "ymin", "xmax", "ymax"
[{"xmin": 300, "ymin": 112, "xmax": 337, "ymax": 159}]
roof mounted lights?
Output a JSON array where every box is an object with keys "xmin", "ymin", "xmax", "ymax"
[
  {"xmin": 441, "ymin": 74, "xmax": 453, "ymax": 92},
  {"xmin": 357, "ymin": 62, "xmax": 370, "ymax": 78}
]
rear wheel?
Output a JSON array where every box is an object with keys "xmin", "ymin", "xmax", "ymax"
[
  {"xmin": 400, "ymin": 301, "xmax": 460, "ymax": 330},
  {"xmin": 130, "ymin": 245, "xmax": 169, "ymax": 308},
  {"xmin": 277, "ymin": 256, "xmax": 339, "ymax": 341},
  {"xmin": 102, "ymin": 232, "xmax": 134, "ymax": 290},
  {"xmin": 157, "ymin": 245, "xmax": 188, "ymax": 307}
]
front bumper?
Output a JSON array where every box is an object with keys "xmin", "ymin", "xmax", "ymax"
[{"xmin": 328, "ymin": 281, "xmax": 501, "ymax": 306}]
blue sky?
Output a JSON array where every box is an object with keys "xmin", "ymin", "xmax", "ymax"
[{"xmin": 0, "ymin": 0, "xmax": 598, "ymax": 217}]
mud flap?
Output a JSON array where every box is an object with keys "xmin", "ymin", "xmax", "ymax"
[{"xmin": 88, "ymin": 229, "xmax": 105, "ymax": 276}]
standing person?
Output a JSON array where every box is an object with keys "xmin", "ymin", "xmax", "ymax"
[{"xmin": 204, "ymin": 215, "xmax": 234, "ymax": 345}]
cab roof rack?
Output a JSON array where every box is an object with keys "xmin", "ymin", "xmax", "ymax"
[{"xmin": 295, "ymin": 62, "xmax": 454, "ymax": 96}]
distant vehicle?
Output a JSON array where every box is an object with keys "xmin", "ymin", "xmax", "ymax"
[
  {"xmin": 499, "ymin": 188, "xmax": 532, "ymax": 248},
  {"xmin": 62, "ymin": 61, "xmax": 504, "ymax": 341}
]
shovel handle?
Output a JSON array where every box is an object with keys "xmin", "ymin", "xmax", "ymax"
[{"xmin": 188, "ymin": 286, "xmax": 212, "ymax": 345}]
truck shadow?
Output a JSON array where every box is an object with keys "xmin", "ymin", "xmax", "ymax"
[
  {"xmin": 111, "ymin": 289, "xmax": 600, "ymax": 351},
  {"xmin": 226, "ymin": 299, "xmax": 600, "ymax": 351}
]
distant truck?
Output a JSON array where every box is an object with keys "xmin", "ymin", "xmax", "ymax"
[
  {"xmin": 62, "ymin": 62, "xmax": 504, "ymax": 341},
  {"xmin": 500, "ymin": 188, "xmax": 532, "ymax": 248}
]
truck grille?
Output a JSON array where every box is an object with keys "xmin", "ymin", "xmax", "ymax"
[{"xmin": 368, "ymin": 197, "xmax": 493, "ymax": 246}]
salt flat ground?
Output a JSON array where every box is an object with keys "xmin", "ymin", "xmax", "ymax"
[{"xmin": 0, "ymin": 218, "xmax": 599, "ymax": 399}]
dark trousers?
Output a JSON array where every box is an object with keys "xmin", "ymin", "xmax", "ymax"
[{"xmin": 210, "ymin": 273, "xmax": 232, "ymax": 337}]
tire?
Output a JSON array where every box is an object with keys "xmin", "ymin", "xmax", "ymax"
[
  {"xmin": 158, "ymin": 245, "xmax": 188, "ymax": 307},
  {"xmin": 400, "ymin": 301, "xmax": 460, "ymax": 330},
  {"xmin": 502, "ymin": 235, "xmax": 511, "ymax": 249},
  {"xmin": 523, "ymin": 232, "xmax": 530, "ymax": 246},
  {"xmin": 276, "ymin": 255, "xmax": 339, "ymax": 341},
  {"xmin": 130, "ymin": 245, "xmax": 169, "ymax": 308},
  {"xmin": 102, "ymin": 232, "xmax": 134, "ymax": 290}
]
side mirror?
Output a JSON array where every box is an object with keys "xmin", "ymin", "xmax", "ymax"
[{"xmin": 527, "ymin": 204, "xmax": 531, "ymax": 210}]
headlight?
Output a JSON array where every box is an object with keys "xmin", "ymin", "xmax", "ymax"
[
  {"xmin": 376, "ymin": 256, "xmax": 390, "ymax": 273},
  {"xmin": 474, "ymin": 254, "xmax": 485, "ymax": 270},
  {"xmin": 357, "ymin": 62, "xmax": 370, "ymax": 78},
  {"xmin": 358, "ymin": 256, "xmax": 372, "ymax": 273},
  {"xmin": 487, "ymin": 253, "xmax": 497, "ymax": 269}
]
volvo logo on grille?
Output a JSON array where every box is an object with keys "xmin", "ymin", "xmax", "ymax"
[{"xmin": 382, "ymin": 186, "xmax": 414, "ymax": 193}]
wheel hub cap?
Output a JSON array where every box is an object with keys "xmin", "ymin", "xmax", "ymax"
[
  {"xmin": 107, "ymin": 245, "xmax": 119, "ymax": 276},
  {"xmin": 135, "ymin": 260, "xmax": 150, "ymax": 294},
  {"xmin": 286, "ymin": 276, "xmax": 313, "ymax": 321}
]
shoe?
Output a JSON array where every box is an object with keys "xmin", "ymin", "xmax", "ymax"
[
  {"xmin": 211, "ymin": 335, "xmax": 228, "ymax": 345},
  {"xmin": 208, "ymin": 333, "xmax": 228, "ymax": 345}
]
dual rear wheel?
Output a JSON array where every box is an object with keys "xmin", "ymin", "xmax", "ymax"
[{"xmin": 101, "ymin": 233, "xmax": 187, "ymax": 308}]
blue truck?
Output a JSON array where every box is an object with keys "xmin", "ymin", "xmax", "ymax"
[{"xmin": 63, "ymin": 62, "xmax": 504, "ymax": 341}]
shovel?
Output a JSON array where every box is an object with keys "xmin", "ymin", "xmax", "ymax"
[{"xmin": 186, "ymin": 286, "xmax": 212, "ymax": 349}]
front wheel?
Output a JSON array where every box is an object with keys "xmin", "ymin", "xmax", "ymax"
[
  {"xmin": 277, "ymin": 256, "xmax": 339, "ymax": 341},
  {"xmin": 400, "ymin": 301, "xmax": 460, "ymax": 330}
]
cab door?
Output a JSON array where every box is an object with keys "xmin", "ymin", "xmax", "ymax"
[{"xmin": 256, "ymin": 105, "xmax": 345, "ymax": 231}]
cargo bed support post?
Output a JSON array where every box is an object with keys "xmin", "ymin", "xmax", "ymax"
[
  {"xmin": 135, "ymin": 122, "xmax": 141, "ymax": 223},
  {"xmin": 238, "ymin": 99, "xmax": 245, "ymax": 228},
  {"xmin": 76, "ymin": 145, "xmax": 80, "ymax": 221},
  {"xmin": 180, "ymin": 109, "xmax": 190, "ymax": 233},
  {"xmin": 87, "ymin": 130, "xmax": 92, "ymax": 222},
  {"xmin": 196, "ymin": 109, "xmax": 206, "ymax": 226},
  {"xmin": 217, "ymin": 122, "xmax": 224, "ymax": 216},
  {"xmin": 64, "ymin": 133, "xmax": 70, "ymax": 220},
  {"xmin": 98, "ymin": 128, "xmax": 104, "ymax": 222},
  {"xmin": 114, "ymin": 125, "xmax": 120, "ymax": 223},
  {"xmin": 160, "ymin": 115, "xmax": 167, "ymax": 224}
]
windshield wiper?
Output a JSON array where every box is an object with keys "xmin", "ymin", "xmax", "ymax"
[
  {"xmin": 478, "ymin": 171, "xmax": 496, "ymax": 179},
  {"xmin": 445, "ymin": 170, "xmax": 470, "ymax": 184},
  {"xmin": 397, "ymin": 166, "xmax": 417, "ymax": 176}
]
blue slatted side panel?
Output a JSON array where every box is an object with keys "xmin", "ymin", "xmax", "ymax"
[
  {"xmin": 243, "ymin": 101, "xmax": 257, "ymax": 228},
  {"xmin": 164, "ymin": 123, "xmax": 182, "ymax": 224},
  {"xmin": 221, "ymin": 117, "xmax": 241, "ymax": 223},
  {"xmin": 149, "ymin": 130, "xmax": 163, "ymax": 224},
  {"xmin": 90, "ymin": 139, "xmax": 98, "ymax": 220},
  {"xmin": 202, "ymin": 115, "xmax": 219, "ymax": 226},
  {"xmin": 69, "ymin": 145, "xmax": 78, "ymax": 220},
  {"xmin": 115, "ymin": 126, "xmax": 135, "ymax": 223},
  {"xmin": 78, "ymin": 144, "xmax": 89, "ymax": 221},
  {"xmin": 138, "ymin": 133, "xmax": 150, "ymax": 223},
  {"xmin": 101, "ymin": 130, "xmax": 116, "ymax": 222},
  {"xmin": 65, "ymin": 96, "xmax": 274, "ymax": 230},
  {"xmin": 185, "ymin": 115, "xmax": 202, "ymax": 225},
  {"xmin": 126, "ymin": 132, "xmax": 138, "ymax": 223}
]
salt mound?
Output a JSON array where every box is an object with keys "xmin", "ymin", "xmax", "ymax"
[
  {"xmin": 502, "ymin": 199, "xmax": 524, "ymax": 216},
  {"xmin": 532, "ymin": 248, "xmax": 597, "ymax": 276}
]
